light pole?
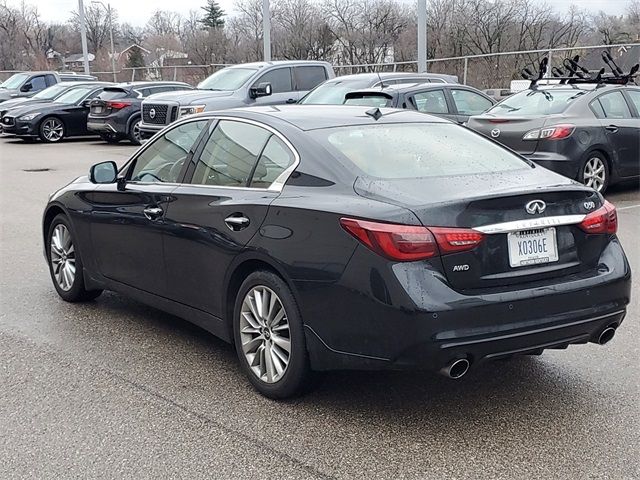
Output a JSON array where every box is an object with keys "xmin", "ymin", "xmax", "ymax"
[
  {"xmin": 77, "ymin": 0, "xmax": 90, "ymax": 74},
  {"xmin": 92, "ymin": 0, "xmax": 117, "ymax": 82},
  {"xmin": 417, "ymin": 0, "xmax": 427, "ymax": 72},
  {"xmin": 263, "ymin": 0, "xmax": 271, "ymax": 61}
]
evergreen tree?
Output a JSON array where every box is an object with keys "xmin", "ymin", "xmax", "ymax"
[
  {"xmin": 200, "ymin": 0, "xmax": 225, "ymax": 29},
  {"xmin": 126, "ymin": 46, "xmax": 145, "ymax": 69}
]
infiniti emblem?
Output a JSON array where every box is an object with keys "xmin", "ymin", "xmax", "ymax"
[
  {"xmin": 149, "ymin": 108, "xmax": 156, "ymax": 119},
  {"xmin": 491, "ymin": 128, "xmax": 500, "ymax": 138},
  {"xmin": 525, "ymin": 199, "xmax": 546, "ymax": 215}
]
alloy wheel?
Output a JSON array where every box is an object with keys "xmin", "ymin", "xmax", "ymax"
[
  {"xmin": 132, "ymin": 120, "xmax": 142, "ymax": 143},
  {"xmin": 240, "ymin": 286, "xmax": 291, "ymax": 383},
  {"xmin": 583, "ymin": 156, "xmax": 606, "ymax": 192},
  {"xmin": 42, "ymin": 118, "xmax": 64, "ymax": 142},
  {"xmin": 50, "ymin": 224, "xmax": 76, "ymax": 291}
]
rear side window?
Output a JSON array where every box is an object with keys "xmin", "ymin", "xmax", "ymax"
[
  {"xmin": 253, "ymin": 68, "xmax": 292, "ymax": 94},
  {"xmin": 45, "ymin": 74, "xmax": 57, "ymax": 87},
  {"xmin": 411, "ymin": 90, "xmax": 448, "ymax": 114},
  {"xmin": 313, "ymin": 123, "xmax": 528, "ymax": 179},
  {"xmin": 451, "ymin": 89, "xmax": 493, "ymax": 115},
  {"xmin": 627, "ymin": 90, "xmax": 640, "ymax": 114},
  {"xmin": 97, "ymin": 89, "xmax": 129, "ymax": 100},
  {"xmin": 250, "ymin": 136, "xmax": 296, "ymax": 188},
  {"xmin": 595, "ymin": 91, "xmax": 632, "ymax": 119},
  {"xmin": 294, "ymin": 66, "xmax": 327, "ymax": 91},
  {"xmin": 29, "ymin": 76, "xmax": 47, "ymax": 91},
  {"xmin": 191, "ymin": 120, "xmax": 271, "ymax": 187}
]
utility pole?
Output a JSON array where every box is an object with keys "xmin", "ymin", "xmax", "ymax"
[
  {"xmin": 417, "ymin": 0, "xmax": 427, "ymax": 72},
  {"xmin": 263, "ymin": 0, "xmax": 271, "ymax": 61},
  {"xmin": 93, "ymin": 1, "xmax": 117, "ymax": 81},
  {"xmin": 78, "ymin": 0, "xmax": 90, "ymax": 74}
]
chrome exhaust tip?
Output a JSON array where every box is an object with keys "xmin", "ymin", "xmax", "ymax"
[
  {"xmin": 597, "ymin": 326, "xmax": 616, "ymax": 345},
  {"xmin": 441, "ymin": 358, "xmax": 470, "ymax": 379}
]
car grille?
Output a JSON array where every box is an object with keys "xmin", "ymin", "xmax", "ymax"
[
  {"xmin": 2, "ymin": 116, "xmax": 15, "ymax": 126},
  {"xmin": 143, "ymin": 104, "xmax": 172, "ymax": 125}
]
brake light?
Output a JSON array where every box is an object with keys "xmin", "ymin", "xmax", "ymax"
[
  {"xmin": 340, "ymin": 218, "xmax": 484, "ymax": 261},
  {"xmin": 578, "ymin": 200, "xmax": 617, "ymax": 234},
  {"xmin": 106, "ymin": 101, "xmax": 132, "ymax": 109},
  {"xmin": 523, "ymin": 124, "xmax": 575, "ymax": 141}
]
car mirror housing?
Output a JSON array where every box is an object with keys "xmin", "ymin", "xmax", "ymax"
[
  {"xmin": 250, "ymin": 82, "xmax": 272, "ymax": 99},
  {"xmin": 82, "ymin": 99, "xmax": 93, "ymax": 108},
  {"xmin": 21, "ymin": 82, "xmax": 32, "ymax": 93},
  {"xmin": 89, "ymin": 161, "xmax": 118, "ymax": 184}
]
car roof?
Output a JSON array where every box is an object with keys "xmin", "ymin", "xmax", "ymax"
[
  {"xmin": 346, "ymin": 82, "xmax": 485, "ymax": 97},
  {"xmin": 323, "ymin": 72, "xmax": 458, "ymax": 84},
  {"xmin": 198, "ymin": 105, "xmax": 449, "ymax": 131},
  {"xmin": 228, "ymin": 60, "xmax": 332, "ymax": 69}
]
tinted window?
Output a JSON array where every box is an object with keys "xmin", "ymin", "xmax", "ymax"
[
  {"xmin": 250, "ymin": 136, "xmax": 296, "ymax": 188},
  {"xmin": 130, "ymin": 120, "xmax": 207, "ymax": 183},
  {"xmin": 313, "ymin": 123, "xmax": 527, "ymax": 179},
  {"xmin": 294, "ymin": 66, "xmax": 327, "ymax": 91},
  {"xmin": 590, "ymin": 99, "xmax": 606, "ymax": 119},
  {"xmin": 343, "ymin": 94, "xmax": 392, "ymax": 108},
  {"xmin": 488, "ymin": 89, "xmax": 587, "ymax": 115},
  {"xmin": 412, "ymin": 90, "xmax": 448, "ymax": 114},
  {"xmin": 451, "ymin": 89, "xmax": 493, "ymax": 115},
  {"xmin": 45, "ymin": 74, "xmax": 57, "ymax": 87},
  {"xmin": 253, "ymin": 68, "xmax": 293, "ymax": 94},
  {"xmin": 192, "ymin": 120, "xmax": 271, "ymax": 187},
  {"xmin": 29, "ymin": 76, "xmax": 47, "ymax": 91},
  {"xmin": 627, "ymin": 90, "xmax": 640, "ymax": 114},
  {"xmin": 597, "ymin": 91, "xmax": 632, "ymax": 119}
]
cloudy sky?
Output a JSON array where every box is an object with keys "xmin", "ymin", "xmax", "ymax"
[{"xmin": 6, "ymin": 0, "xmax": 634, "ymax": 26}]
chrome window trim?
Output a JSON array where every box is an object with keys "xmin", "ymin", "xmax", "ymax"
[{"xmin": 475, "ymin": 214, "xmax": 586, "ymax": 234}]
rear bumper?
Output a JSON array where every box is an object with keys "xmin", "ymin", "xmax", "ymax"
[
  {"xmin": 87, "ymin": 120, "xmax": 118, "ymax": 134},
  {"xmin": 302, "ymin": 238, "xmax": 632, "ymax": 372},
  {"xmin": 523, "ymin": 152, "xmax": 581, "ymax": 180}
]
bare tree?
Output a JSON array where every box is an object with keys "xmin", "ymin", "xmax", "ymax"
[{"xmin": 70, "ymin": 3, "xmax": 118, "ymax": 53}]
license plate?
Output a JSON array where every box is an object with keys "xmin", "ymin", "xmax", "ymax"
[
  {"xmin": 94, "ymin": 106, "xmax": 103, "ymax": 114},
  {"xmin": 507, "ymin": 228, "xmax": 558, "ymax": 268}
]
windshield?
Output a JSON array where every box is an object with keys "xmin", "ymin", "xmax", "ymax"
[
  {"xmin": 0, "ymin": 73, "xmax": 29, "ymax": 90},
  {"xmin": 300, "ymin": 79, "xmax": 373, "ymax": 104},
  {"xmin": 312, "ymin": 123, "xmax": 528, "ymax": 179},
  {"xmin": 33, "ymin": 84, "xmax": 69, "ymax": 100},
  {"xmin": 198, "ymin": 67, "xmax": 257, "ymax": 91},
  {"xmin": 55, "ymin": 86, "xmax": 94, "ymax": 104},
  {"xmin": 488, "ymin": 89, "xmax": 587, "ymax": 115}
]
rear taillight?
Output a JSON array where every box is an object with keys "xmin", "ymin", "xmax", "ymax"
[
  {"xmin": 523, "ymin": 124, "xmax": 575, "ymax": 141},
  {"xmin": 578, "ymin": 200, "xmax": 617, "ymax": 234},
  {"xmin": 340, "ymin": 218, "xmax": 484, "ymax": 262},
  {"xmin": 106, "ymin": 101, "xmax": 132, "ymax": 109}
]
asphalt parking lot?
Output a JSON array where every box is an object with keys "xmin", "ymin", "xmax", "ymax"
[{"xmin": 0, "ymin": 136, "xmax": 638, "ymax": 479}]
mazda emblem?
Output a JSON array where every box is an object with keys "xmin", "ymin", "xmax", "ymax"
[
  {"xmin": 491, "ymin": 128, "xmax": 500, "ymax": 138},
  {"xmin": 149, "ymin": 108, "xmax": 156, "ymax": 119},
  {"xmin": 525, "ymin": 199, "xmax": 546, "ymax": 215}
]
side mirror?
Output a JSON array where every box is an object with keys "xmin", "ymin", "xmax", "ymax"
[
  {"xmin": 82, "ymin": 99, "xmax": 93, "ymax": 108},
  {"xmin": 89, "ymin": 161, "xmax": 118, "ymax": 184},
  {"xmin": 250, "ymin": 82, "xmax": 272, "ymax": 99},
  {"xmin": 21, "ymin": 82, "xmax": 32, "ymax": 93}
]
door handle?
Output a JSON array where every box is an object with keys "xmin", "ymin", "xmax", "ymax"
[
  {"xmin": 143, "ymin": 206, "xmax": 163, "ymax": 220},
  {"xmin": 605, "ymin": 125, "xmax": 619, "ymax": 133},
  {"xmin": 285, "ymin": 98, "xmax": 297, "ymax": 104},
  {"xmin": 225, "ymin": 214, "xmax": 250, "ymax": 231}
]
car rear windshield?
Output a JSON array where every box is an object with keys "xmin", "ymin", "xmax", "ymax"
[
  {"xmin": 488, "ymin": 89, "xmax": 587, "ymax": 115},
  {"xmin": 343, "ymin": 94, "xmax": 392, "ymax": 108},
  {"xmin": 198, "ymin": 67, "xmax": 257, "ymax": 91},
  {"xmin": 0, "ymin": 73, "xmax": 29, "ymax": 89},
  {"xmin": 33, "ymin": 84, "xmax": 69, "ymax": 100},
  {"xmin": 312, "ymin": 123, "xmax": 529, "ymax": 179},
  {"xmin": 300, "ymin": 79, "xmax": 372, "ymax": 104},
  {"xmin": 97, "ymin": 88, "xmax": 129, "ymax": 100}
]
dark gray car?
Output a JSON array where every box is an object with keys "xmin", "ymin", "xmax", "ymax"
[
  {"xmin": 467, "ymin": 84, "xmax": 640, "ymax": 192},
  {"xmin": 0, "ymin": 71, "xmax": 96, "ymax": 103}
]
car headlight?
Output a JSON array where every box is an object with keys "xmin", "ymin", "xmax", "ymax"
[
  {"xmin": 179, "ymin": 105, "xmax": 206, "ymax": 117},
  {"xmin": 19, "ymin": 112, "xmax": 40, "ymax": 121}
]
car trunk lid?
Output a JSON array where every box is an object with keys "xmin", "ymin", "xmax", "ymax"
[{"xmin": 466, "ymin": 114, "xmax": 547, "ymax": 155}]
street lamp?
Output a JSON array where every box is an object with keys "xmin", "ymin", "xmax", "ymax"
[{"xmin": 92, "ymin": 0, "xmax": 117, "ymax": 82}]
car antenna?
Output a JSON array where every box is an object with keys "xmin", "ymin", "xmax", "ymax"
[
  {"xmin": 376, "ymin": 69, "xmax": 384, "ymax": 89},
  {"xmin": 365, "ymin": 107, "xmax": 383, "ymax": 120}
]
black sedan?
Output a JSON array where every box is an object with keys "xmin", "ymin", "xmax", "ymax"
[
  {"xmin": 342, "ymin": 83, "xmax": 495, "ymax": 123},
  {"xmin": 1, "ymin": 83, "xmax": 112, "ymax": 142},
  {"xmin": 87, "ymin": 81, "xmax": 193, "ymax": 145},
  {"xmin": 42, "ymin": 106, "xmax": 631, "ymax": 398},
  {"xmin": 467, "ymin": 84, "xmax": 640, "ymax": 192}
]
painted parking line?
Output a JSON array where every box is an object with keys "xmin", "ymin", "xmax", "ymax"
[{"xmin": 617, "ymin": 204, "xmax": 640, "ymax": 211}]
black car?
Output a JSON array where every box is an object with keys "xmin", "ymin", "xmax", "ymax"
[
  {"xmin": 88, "ymin": 81, "xmax": 193, "ymax": 145},
  {"xmin": 342, "ymin": 83, "xmax": 495, "ymax": 123},
  {"xmin": 298, "ymin": 72, "xmax": 458, "ymax": 105},
  {"xmin": 43, "ymin": 106, "xmax": 631, "ymax": 398},
  {"xmin": 1, "ymin": 83, "xmax": 112, "ymax": 142},
  {"xmin": 467, "ymin": 84, "xmax": 640, "ymax": 192}
]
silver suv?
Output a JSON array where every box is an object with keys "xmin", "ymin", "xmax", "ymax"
[{"xmin": 140, "ymin": 60, "xmax": 334, "ymax": 137}]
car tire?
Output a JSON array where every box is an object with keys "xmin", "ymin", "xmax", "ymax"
[
  {"xmin": 128, "ymin": 118, "xmax": 142, "ymax": 145},
  {"xmin": 39, "ymin": 117, "xmax": 65, "ymax": 143},
  {"xmin": 233, "ymin": 270, "xmax": 311, "ymax": 399},
  {"xmin": 580, "ymin": 152, "xmax": 609, "ymax": 193},
  {"xmin": 100, "ymin": 132, "xmax": 121, "ymax": 144},
  {"xmin": 47, "ymin": 214, "xmax": 103, "ymax": 302}
]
